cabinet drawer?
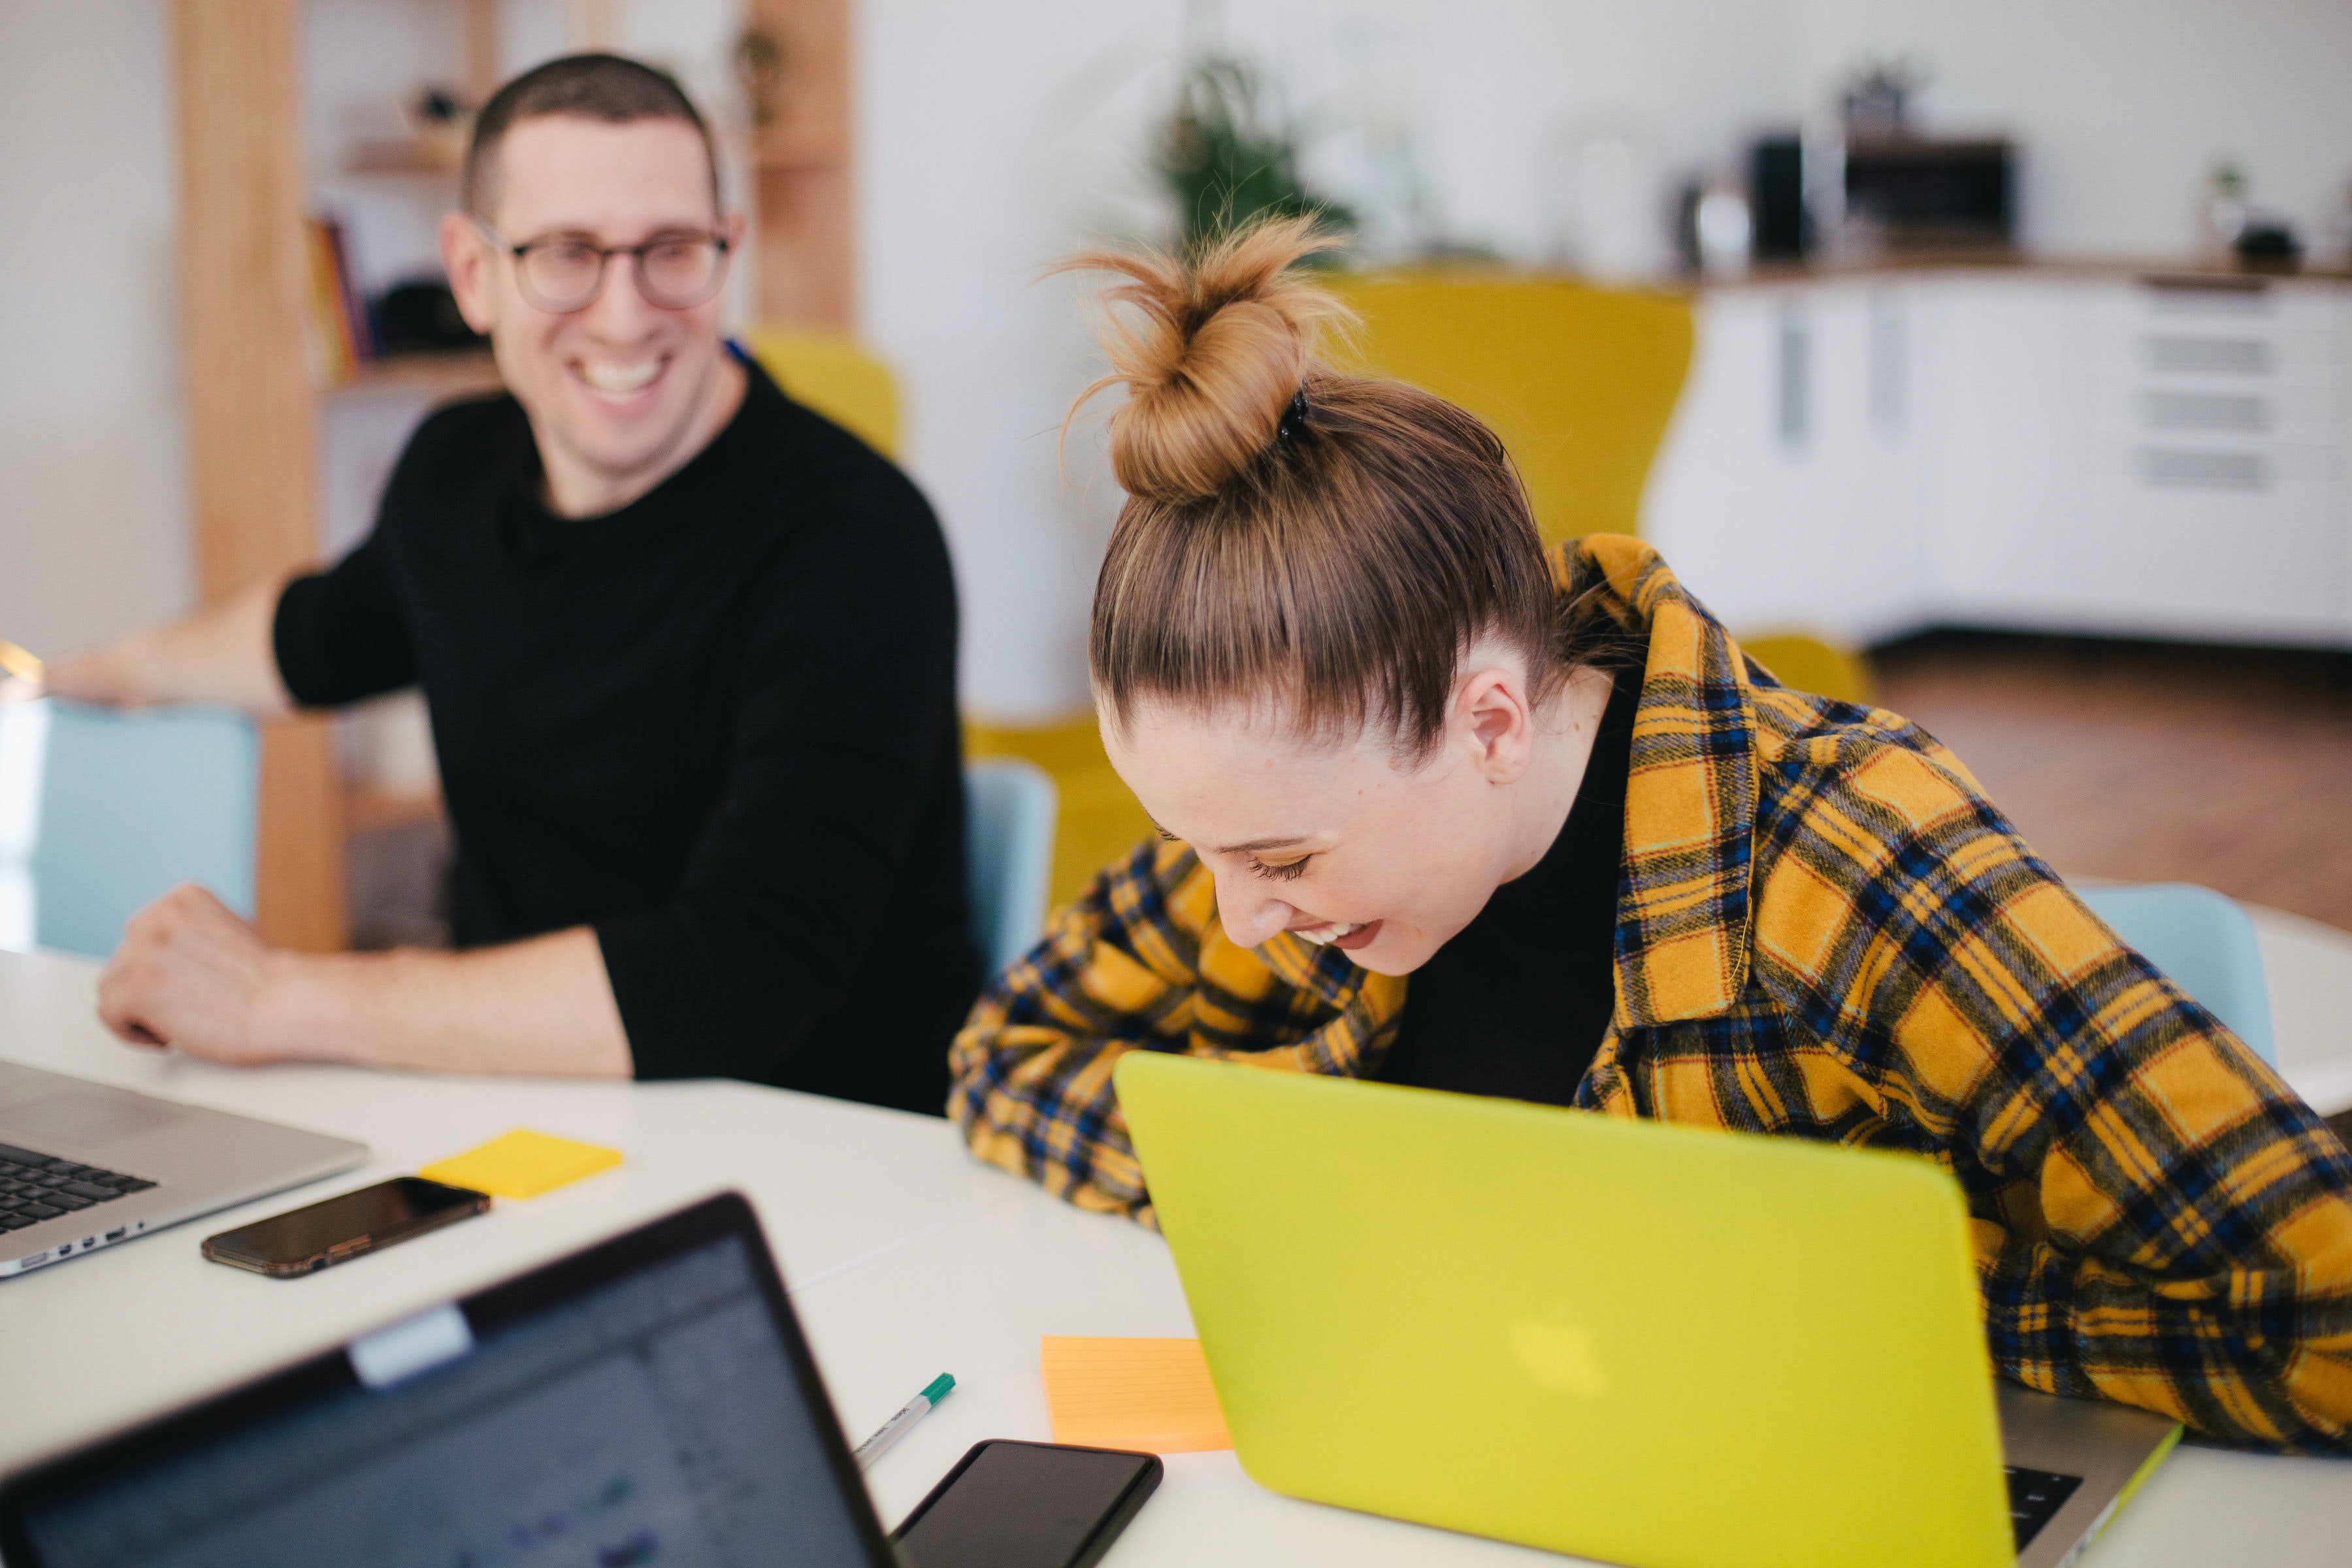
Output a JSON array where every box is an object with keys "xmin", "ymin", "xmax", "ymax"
[
  {"xmin": 2082, "ymin": 380, "xmax": 2338, "ymax": 446},
  {"xmin": 2089, "ymin": 278, "xmax": 2345, "ymax": 335},
  {"xmin": 2082, "ymin": 433, "xmax": 2339, "ymax": 487},
  {"xmin": 2085, "ymin": 320, "xmax": 2338, "ymax": 389}
]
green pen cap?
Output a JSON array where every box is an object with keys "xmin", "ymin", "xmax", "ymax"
[{"xmin": 921, "ymin": 1373, "xmax": 955, "ymax": 1403}]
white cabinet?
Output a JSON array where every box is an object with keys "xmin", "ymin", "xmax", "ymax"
[
  {"xmin": 2068, "ymin": 281, "xmax": 2343, "ymax": 640},
  {"xmin": 1644, "ymin": 280, "xmax": 1928, "ymax": 644},
  {"xmin": 1643, "ymin": 269, "xmax": 2352, "ymax": 649},
  {"xmin": 1913, "ymin": 277, "xmax": 2082, "ymax": 624}
]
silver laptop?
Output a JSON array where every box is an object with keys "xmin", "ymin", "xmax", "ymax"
[{"xmin": 0, "ymin": 1060, "xmax": 365, "ymax": 1278}]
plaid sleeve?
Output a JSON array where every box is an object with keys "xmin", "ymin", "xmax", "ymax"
[
  {"xmin": 947, "ymin": 838, "xmax": 1212, "ymax": 1219},
  {"xmin": 1751, "ymin": 726, "xmax": 2352, "ymax": 1452}
]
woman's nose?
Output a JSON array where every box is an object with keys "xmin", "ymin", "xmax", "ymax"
[{"xmin": 1213, "ymin": 868, "xmax": 1293, "ymax": 949}]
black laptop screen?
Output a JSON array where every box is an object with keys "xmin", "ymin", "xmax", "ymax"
[{"xmin": 17, "ymin": 1230, "xmax": 878, "ymax": 1567}]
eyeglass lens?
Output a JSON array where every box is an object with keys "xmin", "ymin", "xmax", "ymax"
[{"xmin": 518, "ymin": 237, "xmax": 726, "ymax": 312}]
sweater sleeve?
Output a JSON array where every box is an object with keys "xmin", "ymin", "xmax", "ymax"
[
  {"xmin": 592, "ymin": 476, "xmax": 962, "ymax": 1085},
  {"xmin": 272, "ymin": 531, "xmax": 417, "ymax": 708},
  {"xmin": 1759, "ymin": 740, "xmax": 2352, "ymax": 1453}
]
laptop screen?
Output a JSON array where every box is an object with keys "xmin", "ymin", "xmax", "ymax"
[{"xmin": 9, "ymin": 1206, "xmax": 884, "ymax": 1568}]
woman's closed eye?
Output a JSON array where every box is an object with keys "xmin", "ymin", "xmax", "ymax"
[{"xmin": 1249, "ymin": 855, "xmax": 1312, "ymax": 883}]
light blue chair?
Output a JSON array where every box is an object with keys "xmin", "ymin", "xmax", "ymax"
[
  {"xmin": 965, "ymin": 757, "xmax": 1057, "ymax": 977},
  {"xmin": 2078, "ymin": 883, "xmax": 2274, "ymax": 1066},
  {"xmin": 0, "ymin": 699, "xmax": 258, "ymax": 960}
]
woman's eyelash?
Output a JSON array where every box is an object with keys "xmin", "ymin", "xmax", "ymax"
[{"xmin": 1250, "ymin": 857, "xmax": 1311, "ymax": 883}]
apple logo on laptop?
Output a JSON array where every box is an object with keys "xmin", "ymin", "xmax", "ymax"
[{"xmin": 1508, "ymin": 1311, "xmax": 1609, "ymax": 1397}]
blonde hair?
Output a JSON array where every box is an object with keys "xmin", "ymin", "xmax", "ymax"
[{"xmin": 1064, "ymin": 217, "xmax": 1578, "ymax": 760}]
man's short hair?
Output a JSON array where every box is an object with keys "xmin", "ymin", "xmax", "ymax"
[{"xmin": 463, "ymin": 53, "xmax": 719, "ymax": 219}]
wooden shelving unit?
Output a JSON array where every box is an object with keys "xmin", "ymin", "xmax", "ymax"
[
  {"xmin": 173, "ymin": 0, "xmax": 348, "ymax": 951},
  {"xmin": 323, "ymin": 350, "xmax": 504, "ymax": 403},
  {"xmin": 168, "ymin": 0, "xmax": 511, "ymax": 951},
  {"xmin": 744, "ymin": 0, "xmax": 855, "ymax": 329},
  {"xmin": 344, "ymin": 139, "xmax": 468, "ymax": 177}
]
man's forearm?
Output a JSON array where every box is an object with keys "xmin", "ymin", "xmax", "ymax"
[
  {"xmin": 258, "ymin": 927, "xmax": 632, "ymax": 1077},
  {"xmin": 43, "ymin": 576, "xmax": 296, "ymax": 717}
]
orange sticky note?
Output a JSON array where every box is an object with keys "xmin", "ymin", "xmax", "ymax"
[
  {"xmin": 1040, "ymin": 1335, "xmax": 1232, "ymax": 1454},
  {"xmin": 418, "ymin": 1128, "xmax": 622, "ymax": 1200}
]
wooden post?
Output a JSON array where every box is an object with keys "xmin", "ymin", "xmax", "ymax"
[
  {"xmin": 747, "ymin": 0, "xmax": 855, "ymax": 329},
  {"xmin": 172, "ymin": 0, "xmax": 349, "ymax": 952},
  {"xmin": 460, "ymin": 0, "xmax": 502, "ymax": 107}
]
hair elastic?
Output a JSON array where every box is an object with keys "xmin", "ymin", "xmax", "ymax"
[{"xmin": 1275, "ymin": 387, "xmax": 1311, "ymax": 442}]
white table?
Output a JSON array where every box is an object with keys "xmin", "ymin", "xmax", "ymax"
[{"xmin": 2, "ymin": 945, "xmax": 2347, "ymax": 1565}]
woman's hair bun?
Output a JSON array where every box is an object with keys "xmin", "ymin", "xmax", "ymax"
[{"xmin": 1060, "ymin": 216, "xmax": 1353, "ymax": 503}]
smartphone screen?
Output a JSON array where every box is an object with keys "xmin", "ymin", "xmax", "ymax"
[
  {"xmin": 202, "ymin": 1177, "xmax": 489, "ymax": 1277},
  {"xmin": 892, "ymin": 1441, "xmax": 1160, "ymax": 1568}
]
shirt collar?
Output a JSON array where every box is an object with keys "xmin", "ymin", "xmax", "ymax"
[{"xmin": 1562, "ymin": 534, "xmax": 1761, "ymax": 1027}]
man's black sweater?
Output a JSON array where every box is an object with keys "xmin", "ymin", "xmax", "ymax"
[{"xmin": 274, "ymin": 357, "xmax": 977, "ymax": 1113}]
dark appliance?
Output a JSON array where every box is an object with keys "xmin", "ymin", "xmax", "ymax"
[
  {"xmin": 1842, "ymin": 137, "xmax": 2015, "ymax": 250},
  {"xmin": 1748, "ymin": 135, "xmax": 1812, "ymax": 260}
]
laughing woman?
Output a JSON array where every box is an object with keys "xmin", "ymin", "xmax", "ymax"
[{"xmin": 949, "ymin": 218, "xmax": 2352, "ymax": 1452}]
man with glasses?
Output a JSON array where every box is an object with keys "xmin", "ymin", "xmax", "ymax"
[{"xmin": 37, "ymin": 56, "xmax": 979, "ymax": 1111}]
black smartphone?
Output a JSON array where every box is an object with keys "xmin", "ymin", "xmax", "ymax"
[
  {"xmin": 201, "ymin": 1176, "xmax": 489, "ymax": 1277},
  {"xmin": 892, "ymin": 1440, "xmax": 1161, "ymax": 1568}
]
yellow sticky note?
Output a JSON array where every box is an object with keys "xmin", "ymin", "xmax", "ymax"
[
  {"xmin": 419, "ymin": 1128, "xmax": 623, "ymax": 1200},
  {"xmin": 1041, "ymin": 1335, "xmax": 1232, "ymax": 1454}
]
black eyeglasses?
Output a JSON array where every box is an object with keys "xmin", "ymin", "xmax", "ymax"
[{"xmin": 471, "ymin": 220, "xmax": 732, "ymax": 313}]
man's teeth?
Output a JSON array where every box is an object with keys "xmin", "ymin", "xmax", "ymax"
[
  {"xmin": 1295, "ymin": 921, "xmax": 1362, "ymax": 947},
  {"xmin": 579, "ymin": 359, "xmax": 661, "ymax": 393}
]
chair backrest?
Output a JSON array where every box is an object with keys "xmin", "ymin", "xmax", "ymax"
[
  {"xmin": 1737, "ymin": 631, "xmax": 1878, "ymax": 706},
  {"xmin": 964, "ymin": 758, "xmax": 1058, "ymax": 977},
  {"xmin": 0, "ymin": 700, "xmax": 258, "ymax": 960},
  {"xmin": 741, "ymin": 329, "xmax": 901, "ymax": 459},
  {"xmin": 2076, "ymin": 883, "xmax": 2275, "ymax": 1066},
  {"xmin": 1322, "ymin": 272, "xmax": 1695, "ymax": 546}
]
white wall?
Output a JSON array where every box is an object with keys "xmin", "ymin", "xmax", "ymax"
[{"xmin": 0, "ymin": 0, "xmax": 189, "ymax": 658}]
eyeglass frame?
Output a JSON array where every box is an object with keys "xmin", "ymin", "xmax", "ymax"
[{"xmin": 466, "ymin": 217, "xmax": 735, "ymax": 314}]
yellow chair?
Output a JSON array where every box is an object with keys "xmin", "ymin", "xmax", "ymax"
[
  {"xmin": 743, "ymin": 327, "xmax": 902, "ymax": 458},
  {"xmin": 1329, "ymin": 274, "xmax": 1873, "ymax": 705},
  {"xmin": 1737, "ymin": 632, "xmax": 1878, "ymax": 707},
  {"xmin": 1322, "ymin": 270, "xmax": 1693, "ymax": 545}
]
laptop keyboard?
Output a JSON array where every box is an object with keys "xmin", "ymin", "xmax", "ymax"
[
  {"xmin": 0, "ymin": 1141, "xmax": 156, "ymax": 1230},
  {"xmin": 2006, "ymin": 1465, "xmax": 2083, "ymax": 1550}
]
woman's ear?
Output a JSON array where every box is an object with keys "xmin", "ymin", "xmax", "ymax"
[{"xmin": 1454, "ymin": 665, "xmax": 1535, "ymax": 784}]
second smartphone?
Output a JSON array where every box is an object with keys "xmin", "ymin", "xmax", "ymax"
[
  {"xmin": 201, "ymin": 1176, "xmax": 489, "ymax": 1277},
  {"xmin": 893, "ymin": 1440, "xmax": 1161, "ymax": 1568}
]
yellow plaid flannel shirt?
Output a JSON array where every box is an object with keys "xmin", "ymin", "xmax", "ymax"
[{"xmin": 949, "ymin": 534, "xmax": 2352, "ymax": 1453}]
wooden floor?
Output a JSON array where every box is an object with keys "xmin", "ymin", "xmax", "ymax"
[{"xmin": 1871, "ymin": 633, "xmax": 2352, "ymax": 933}]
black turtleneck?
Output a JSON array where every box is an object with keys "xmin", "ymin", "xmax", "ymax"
[{"xmin": 1375, "ymin": 670, "xmax": 1638, "ymax": 1106}]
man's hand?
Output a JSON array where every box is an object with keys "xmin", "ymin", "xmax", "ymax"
[
  {"xmin": 93, "ymin": 890, "xmax": 632, "ymax": 1079},
  {"xmin": 97, "ymin": 885, "xmax": 295, "ymax": 1063},
  {"xmin": 41, "ymin": 642, "xmax": 145, "ymax": 708},
  {"xmin": 37, "ymin": 578, "xmax": 297, "ymax": 719}
]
